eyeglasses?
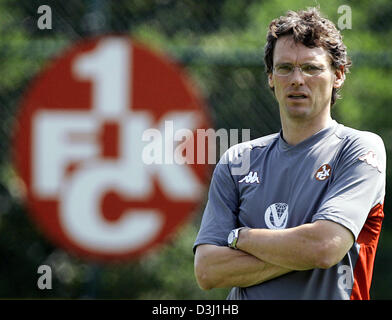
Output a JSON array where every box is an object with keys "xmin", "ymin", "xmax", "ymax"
[{"xmin": 273, "ymin": 63, "xmax": 327, "ymax": 77}]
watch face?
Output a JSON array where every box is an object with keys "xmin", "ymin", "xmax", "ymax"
[{"xmin": 227, "ymin": 230, "xmax": 234, "ymax": 245}]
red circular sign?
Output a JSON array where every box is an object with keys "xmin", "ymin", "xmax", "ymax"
[{"xmin": 13, "ymin": 36, "xmax": 211, "ymax": 262}]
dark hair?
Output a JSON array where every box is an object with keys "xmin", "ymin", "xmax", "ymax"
[{"xmin": 264, "ymin": 7, "xmax": 352, "ymax": 106}]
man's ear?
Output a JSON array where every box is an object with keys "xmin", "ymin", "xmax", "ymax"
[
  {"xmin": 333, "ymin": 65, "xmax": 345, "ymax": 89},
  {"xmin": 268, "ymin": 73, "xmax": 274, "ymax": 89}
]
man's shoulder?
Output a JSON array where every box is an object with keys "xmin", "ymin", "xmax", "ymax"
[
  {"xmin": 216, "ymin": 133, "xmax": 279, "ymax": 174},
  {"xmin": 334, "ymin": 124, "xmax": 386, "ymax": 171},
  {"xmin": 223, "ymin": 132, "xmax": 280, "ymax": 158},
  {"xmin": 334, "ymin": 124, "xmax": 385, "ymax": 150}
]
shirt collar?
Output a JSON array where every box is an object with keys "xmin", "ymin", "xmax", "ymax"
[{"xmin": 278, "ymin": 120, "xmax": 338, "ymax": 152}]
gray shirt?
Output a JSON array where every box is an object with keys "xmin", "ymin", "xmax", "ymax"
[{"xmin": 194, "ymin": 121, "xmax": 386, "ymax": 299}]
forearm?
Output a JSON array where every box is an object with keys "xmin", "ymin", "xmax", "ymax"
[
  {"xmin": 237, "ymin": 226, "xmax": 319, "ymax": 270},
  {"xmin": 194, "ymin": 244, "xmax": 292, "ymax": 290},
  {"xmin": 236, "ymin": 221, "xmax": 354, "ymax": 270}
]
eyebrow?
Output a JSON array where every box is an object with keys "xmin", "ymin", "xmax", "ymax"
[
  {"xmin": 274, "ymin": 60, "xmax": 327, "ymax": 67},
  {"xmin": 274, "ymin": 52, "xmax": 332, "ymax": 66}
]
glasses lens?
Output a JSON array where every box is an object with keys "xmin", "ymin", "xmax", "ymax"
[
  {"xmin": 274, "ymin": 64, "xmax": 325, "ymax": 76},
  {"xmin": 301, "ymin": 64, "xmax": 323, "ymax": 76},
  {"xmin": 275, "ymin": 64, "xmax": 293, "ymax": 75}
]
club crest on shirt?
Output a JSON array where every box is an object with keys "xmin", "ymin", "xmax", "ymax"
[
  {"xmin": 264, "ymin": 203, "xmax": 289, "ymax": 229},
  {"xmin": 359, "ymin": 151, "xmax": 382, "ymax": 172},
  {"xmin": 315, "ymin": 164, "xmax": 331, "ymax": 181}
]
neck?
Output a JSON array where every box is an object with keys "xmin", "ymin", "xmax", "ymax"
[{"xmin": 281, "ymin": 115, "xmax": 333, "ymax": 146}]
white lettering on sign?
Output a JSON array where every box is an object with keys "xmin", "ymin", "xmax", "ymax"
[
  {"xmin": 74, "ymin": 38, "xmax": 130, "ymax": 119},
  {"xmin": 32, "ymin": 39, "xmax": 202, "ymax": 253},
  {"xmin": 33, "ymin": 112, "xmax": 99, "ymax": 197}
]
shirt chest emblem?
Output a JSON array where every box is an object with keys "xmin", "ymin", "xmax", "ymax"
[
  {"xmin": 315, "ymin": 164, "xmax": 332, "ymax": 181},
  {"xmin": 239, "ymin": 171, "xmax": 260, "ymax": 184},
  {"xmin": 265, "ymin": 203, "xmax": 289, "ymax": 229}
]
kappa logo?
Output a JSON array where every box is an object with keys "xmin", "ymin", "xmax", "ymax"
[
  {"xmin": 315, "ymin": 164, "xmax": 331, "ymax": 181},
  {"xmin": 238, "ymin": 171, "xmax": 260, "ymax": 184},
  {"xmin": 359, "ymin": 151, "xmax": 382, "ymax": 172},
  {"xmin": 264, "ymin": 203, "xmax": 289, "ymax": 229}
]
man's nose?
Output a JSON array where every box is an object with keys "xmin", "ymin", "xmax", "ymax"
[{"xmin": 290, "ymin": 67, "xmax": 305, "ymax": 86}]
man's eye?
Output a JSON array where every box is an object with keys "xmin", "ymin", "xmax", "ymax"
[
  {"xmin": 302, "ymin": 65, "xmax": 320, "ymax": 71},
  {"xmin": 278, "ymin": 65, "xmax": 292, "ymax": 71}
]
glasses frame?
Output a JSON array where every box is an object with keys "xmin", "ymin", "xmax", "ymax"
[{"xmin": 273, "ymin": 63, "xmax": 328, "ymax": 77}]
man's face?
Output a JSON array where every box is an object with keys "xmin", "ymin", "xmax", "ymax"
[{"xmin": 268, "ymin": 35, "xmax": 344, "ymax": 123}]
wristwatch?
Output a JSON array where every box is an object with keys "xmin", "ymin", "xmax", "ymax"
[{"xmin": 227, "ymin": 227, "xmax": 246, "ymax": 249}]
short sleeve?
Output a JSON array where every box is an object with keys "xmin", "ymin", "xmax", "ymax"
[
  {"xmin": 312, "ymin": 133, "xmax": 386, "ymax": 240},
  {"xmin": 193, "ymin": 152, "xmax": 239, "ymax": 253}
]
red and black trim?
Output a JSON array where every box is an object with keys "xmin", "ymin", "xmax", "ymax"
[{"xmin": 350, "ymin": 203, "xmax": 384, "ymax": 300}]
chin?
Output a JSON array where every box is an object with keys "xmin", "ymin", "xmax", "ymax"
[{"xmin": 285, "ymin": 105, "xmax": 311, "ymax": 119}]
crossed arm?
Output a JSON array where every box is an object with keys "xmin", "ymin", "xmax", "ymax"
[{"xmin": 194, "ymin": 220, "xmax": 354, "ymax": 290}]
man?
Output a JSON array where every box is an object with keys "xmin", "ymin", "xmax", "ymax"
[{"xmin": 193, "ymin": 7, "xmax": 386, "ymax": 300}]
